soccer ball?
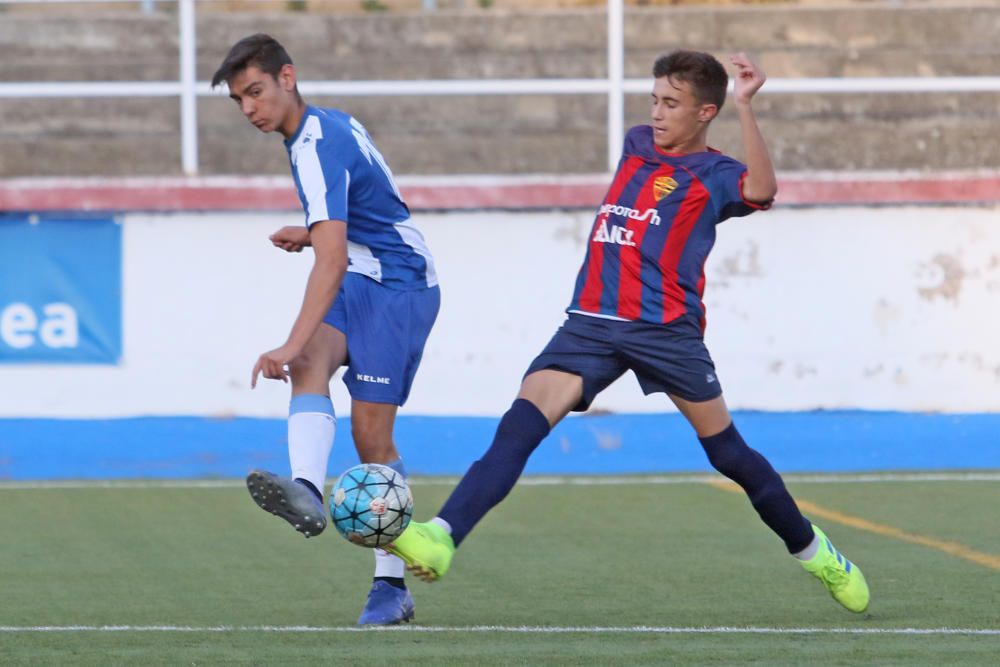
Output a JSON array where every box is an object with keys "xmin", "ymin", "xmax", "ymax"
[{"xmin": 329, "ymin": 463, "xmax": 413, "ymax": 548}]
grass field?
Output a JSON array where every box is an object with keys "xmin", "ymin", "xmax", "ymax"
[{"xmin": 2, "ymin": 474, "xmax": 998, "ymax": 665}]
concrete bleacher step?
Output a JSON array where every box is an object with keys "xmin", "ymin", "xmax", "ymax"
[{"xmin": 0, "ymin": 3, "xmax": 997, "ymax": 176}]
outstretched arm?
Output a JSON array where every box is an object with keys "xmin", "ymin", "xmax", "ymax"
[
  {"xmin": 251, "ymin": 219, "xmax": 348, "ymax": 387},
  {"xmin": 730, "ymin": 52, "xmax": 778, "ymax": 204}
]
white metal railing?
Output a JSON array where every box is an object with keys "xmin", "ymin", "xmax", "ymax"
[
  {"xmin": 3, "ymin": 0, "xmax": 1000, "ymax": 174},
  {"xmin": 178, "ymin": 0, "xmax": 197, "ymax": 179}
]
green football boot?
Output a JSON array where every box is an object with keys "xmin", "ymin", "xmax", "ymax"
[
  {"xmin": 386, "ymin": 521, "xmax": 455, "ymax": 582},
  {"xmin": 800, "ymin": 525, "xmax": 870, "ymax": 613}
]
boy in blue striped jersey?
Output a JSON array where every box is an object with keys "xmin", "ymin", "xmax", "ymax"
[{"xmin": 212, "ymin": 34, "xmax": 439, "ymax": 626}]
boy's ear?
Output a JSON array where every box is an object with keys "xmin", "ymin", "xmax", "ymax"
[
  {"xmin": 279, "ymin": 63, "xmax": 297, "ymax": 91},
  {"xmin": 698, "ymin": 103, "xmax": 719, "ymax": 123}
]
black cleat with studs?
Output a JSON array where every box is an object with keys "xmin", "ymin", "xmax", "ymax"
[{"xmin": 246, "ymin": 470, "xmax": 327, "ymax": 538}]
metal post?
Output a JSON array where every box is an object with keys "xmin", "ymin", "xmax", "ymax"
[
  {"xmin": 179, "ymin": 0, "xmax": 198, "ymax": 175},
  {"xmin": 606, "ymin": 0, "xmax": 624, "ymax": 172}
]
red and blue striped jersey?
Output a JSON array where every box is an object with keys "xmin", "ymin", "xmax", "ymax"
[{"xmin": 568, "ymin": 125, "xmax": 771, "ymax": 331}]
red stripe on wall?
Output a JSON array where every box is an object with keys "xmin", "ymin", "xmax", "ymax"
[
  {"xmin": 777, "ymin": 175, "xmax": 1000, "ymax": 205},
  {"xmin": 659, "ymin": 177, "xmax": 710, "ymax": 324},
  {"xmin": 0, "ymin": 174, "xmax": 997, "ymax": 212}
]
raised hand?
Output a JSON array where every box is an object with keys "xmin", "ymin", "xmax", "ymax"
[{"xmin": 730, "ymin": 52, "xmax": 766, "ymax": 104}]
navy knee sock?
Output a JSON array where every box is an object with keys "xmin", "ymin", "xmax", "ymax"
[
  {"xmin": 438, "ymin": 399, "xmax": 551, "ymax": 547},
  {"xmin": 698, "ymin": 422, "xmax": 813, "ymax": 553}
]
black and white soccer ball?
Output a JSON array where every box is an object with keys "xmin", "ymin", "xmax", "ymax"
[{"xmin": 329, "ymin": 463, "xmax": 413, "ymax": 548}]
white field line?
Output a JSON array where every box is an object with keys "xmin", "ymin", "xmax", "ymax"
[
  {"xmin": 0, "ymin": 471, "xmax": 998, "ymax": 490},
  {"xmin": 0, "ymin": 625, "xmax": 997, "ymax": 636}
]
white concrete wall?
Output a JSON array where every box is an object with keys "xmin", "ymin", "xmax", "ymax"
[{"xmin": 3, "ymin": 205, "xmax": 998, "ymax": 418}]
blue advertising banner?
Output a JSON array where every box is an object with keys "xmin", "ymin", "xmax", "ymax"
[{"xmin": 0, "ymin": 214, "xmax": 122, "ymax": 364}]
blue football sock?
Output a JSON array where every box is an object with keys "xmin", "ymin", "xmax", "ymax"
[
  {"xmin": 439, "ymin": 398, "xmax": 551, "ymax": 547},
  {"xmin": 698, "ymin": 422, "xmax": 813, "ymax": 553},
  {"xmin": 384, "ymin": 458, "xmax": 408, "ymax": 481}
]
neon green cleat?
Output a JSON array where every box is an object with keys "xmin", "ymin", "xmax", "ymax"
[
  {"xmin": 800, "ymin": 525, "xmax": 870, "ymax": 613},
  {"xmin": 386, "ymin": 521, "xmax": 455, "ymax": 583}
]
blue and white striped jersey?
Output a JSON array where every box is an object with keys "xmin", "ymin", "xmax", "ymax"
[{"xmin": 285, "ymin": 106, "xmax": 437, "ymax": 290}]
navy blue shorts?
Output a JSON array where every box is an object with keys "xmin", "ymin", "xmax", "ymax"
[
  {"xmin": 525, "ymin": 313, "xmax": 722, "ymax": 411},
  {"xmin": 324, "ymin": 272, "xmax": 440, "ymax": 406}
]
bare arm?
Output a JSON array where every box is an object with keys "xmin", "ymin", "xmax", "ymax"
[
  {"xmin": 251, "ymin": 219, "xmax": 348, "ymax": 387},
  {"xmin": 730, "ymin": 52, "xmax": 778, "ymax": 204}
]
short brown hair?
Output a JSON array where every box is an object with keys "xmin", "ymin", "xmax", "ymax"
[
  {"xmin": 652, "ymin": 50, "xmax": 728, "ymax": 110},
  {"xmin": 211, "ymin": 33, "xmax": 294, "ymax": 88}
]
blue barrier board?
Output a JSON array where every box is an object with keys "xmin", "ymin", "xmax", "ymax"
[{"xmin": 1, "ymin": 411, "xmax": 998, "ymax": 480}]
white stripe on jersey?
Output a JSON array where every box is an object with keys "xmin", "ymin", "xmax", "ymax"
[
  {"xmin": 341, "ymin": 169, "xmax": 350, "ymax": 216},
  {"xmin": 394, "ymin": 219, "xmax": 438, "ymax": 288},
  {"xmin": 346, "ymin": 241, "xmax": 382, "ymax": 282},
  {"xmin": 295, "ymin": 116, "xmax": 329, "ymax": 226}
]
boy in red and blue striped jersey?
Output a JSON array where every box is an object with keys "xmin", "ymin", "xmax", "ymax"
[{"xmin": 389, "ymin": 51, "xmax": 870, "ymax": 614}]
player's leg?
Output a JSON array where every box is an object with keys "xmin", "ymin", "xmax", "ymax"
[
  {"xmin": 245, "ymin": 322, "xmax": 345, "ymax": 538},
  {"xmin": 621, "ymin": 317, "xmax": 869, "ymax": 612},
  {"xmin": 388, "ymin": 369, "xmax": 582, "ymax": 583},
  {"xmin": 340, "ymin": 275, "xmax": 439, "ymax": 625},
  {"xmin": 287, "ymin": 323, "xmax": 344, "ymax": 499},
  {"xmin": 350, "ymin": 399, "xmax": 416, "ymax": 625},
  {"xmin": 389, "ymin": 314, "xmax": 626, "ymax": 582},
  {"xmin": 671, "ymin": 393, "xmax": 869, "ymax": 612},
  {"xmin": 436, "ymin": 368, "xmax": 583, "ymax": 541},
  {"xmin": 671, "ymin": 393, "xmax": 815, "ymax": 549}
]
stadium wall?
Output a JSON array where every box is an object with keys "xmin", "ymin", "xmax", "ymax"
[
  {"xmin": 1, "ymin": 176, "xmax": 999, "ymax": 478},
  {"xmin": 3, "ymin": 204, "xmax": 1000, "ymax": 418}
]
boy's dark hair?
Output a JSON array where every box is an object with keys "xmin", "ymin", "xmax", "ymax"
[
  {"xmin": 211, "ymin": 33, "xmax": 295, "ymax": 88},
  {"xmin": 652, "ymin": 50, "xmax": 728, "ymax": 110}
]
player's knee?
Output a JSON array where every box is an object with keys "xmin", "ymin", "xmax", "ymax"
[
  {"xmin": 699, "ymin": 425, "xmax": 754, "ymax": 479},
  {"xmin": 288, "ymin": 354, "xmax": 318, "ymax": 383},
  {"xmin": 705, "ymin": 444, "xmax": 747, "ymax": 478},
  {"xmin": 487, "ymin": 399, "xmax": 550, "ymax": 460},
  {"xmin": 703, "ymin": 440, "xmax": 774, "ymax": 488}
]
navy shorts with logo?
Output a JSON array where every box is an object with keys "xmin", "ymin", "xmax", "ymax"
[
  {"xmin": 323, "ymin": 271, "xmax": 440, "ymax": 406},
  {"xmin": 525, "ymin": 312, "xmax": 722, "ymax": 411}
]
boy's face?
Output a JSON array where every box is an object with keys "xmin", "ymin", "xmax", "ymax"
[
  {"xmin": 227, "ymin": 64, "xmax": 298, "ymax": 136},
  {"xmin": 650, "ymin": 75, "xmax": 718, "ymax": 152}
]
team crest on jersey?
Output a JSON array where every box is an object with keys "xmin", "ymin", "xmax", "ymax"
[{"xmin": 653, "ymin": 176, "xmax": 679, "ymax": 201}]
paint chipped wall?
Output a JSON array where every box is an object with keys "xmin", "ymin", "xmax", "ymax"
[
  {"xmin": 1, "ymin": 205, "xmax": 997, "ymax": 418},
  {"xmin": 701, "ymin": 205, "xmax": 1000, "ymax": 412}
]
